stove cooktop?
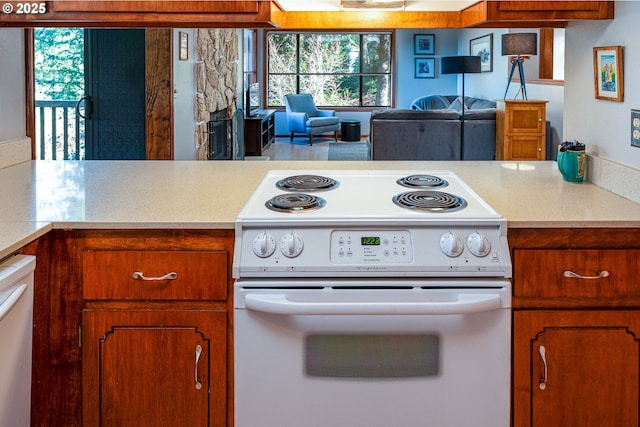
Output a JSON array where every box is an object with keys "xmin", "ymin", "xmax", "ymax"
[
  {"xmin": 233, "ymin": 170, "xmax": 511, "ymax": 279},
  {"xmin": 237, "ymin": 170, "xmax": 502, "ymax": 224}
]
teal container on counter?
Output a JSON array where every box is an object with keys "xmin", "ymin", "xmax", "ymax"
[{"xmin": 557, "ymin": 141, "xmax": 586, "ymax": 182}]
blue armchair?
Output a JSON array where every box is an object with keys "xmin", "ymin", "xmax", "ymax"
[{"xmin": 284, "ymin": 93, "xmax": 340, "ymax": 146}]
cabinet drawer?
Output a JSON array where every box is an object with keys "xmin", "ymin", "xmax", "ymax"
[
  {"xmin": 514, "ymin": 249, "xmax": 640, "ymax": 299},
  {"xmin": 83, "ymin": 250, "xmax": 227, "ymax": 300}
]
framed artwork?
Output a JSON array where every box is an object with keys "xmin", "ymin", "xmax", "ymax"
[
  {"xmin": 470, "ymin": 34, "xmax": 493, "ymax": 72},
  {"xmin": 415, "ymin": 58, "xmax": 435, "ymax": 78},
  {"xmin": 179, "ymin": 31, "xmax": 189, "ymax": 61},
  {"xmin": 632, "ymin": 109, "xmax": 640, "ymax": 148},
  {"xmin": 593, "ymin": 45, "xmax": 623, "ymax": 102},
  {"xmin": 414, "ymin": 34, "xmax": 435, "ymax": 55}
]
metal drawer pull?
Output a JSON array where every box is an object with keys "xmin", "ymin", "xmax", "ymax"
[
  {"xmin": 539, "ymin": 345, "xmax": 548, "ymax": 390},
  {"xmin": 131, "ymin": 271, "xmax": 178, "ymax": 281},
  {"xmin": 194, "ymin": 345, "xmax": 203, "ymax": 390},
  {"xmin": 563, "ymin": 270, "xmax": 609, "ymax": 279}
]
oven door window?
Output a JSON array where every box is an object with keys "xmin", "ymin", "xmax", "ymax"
[{"xmin": 305, "ymin": 334, "xmax": 439, "ymax": 378}]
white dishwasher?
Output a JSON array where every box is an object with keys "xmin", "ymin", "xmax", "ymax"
[{"xmin": 0, "ymin": 254, "xmax": 36, "ymax": 427}]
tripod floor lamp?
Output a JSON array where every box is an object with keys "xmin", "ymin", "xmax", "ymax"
[
  {"xmin": 502, "ymin": 33, "xmax": 537, "ymax": 100},
  {"xmin": 441, "ymin": 56, "xmax": 481, "ymax": 160}
]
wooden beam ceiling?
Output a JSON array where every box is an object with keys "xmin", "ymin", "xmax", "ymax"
[{"xmin": 270, "ymin": 10, "xmax": 461, "ymax": 28}]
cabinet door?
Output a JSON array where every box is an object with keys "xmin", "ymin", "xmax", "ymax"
[
  {"xmin": 83, "ymin": 309, "xmax": 227, "ymax": 427},
  {"xmin": 507, "ymin": 104, "xmax": 545, "ymax": 134},
  {"xmin": 507, "ymin": 135, "xmax": 544, "ymax": 160},
  {"xmin": 514, "ymin": 310, "xmax": 640, "ymax": 427}
]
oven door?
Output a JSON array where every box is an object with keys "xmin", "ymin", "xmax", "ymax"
[{"xmin": 234, "ymin": 279, "xmax": 511, "ymax": 427}]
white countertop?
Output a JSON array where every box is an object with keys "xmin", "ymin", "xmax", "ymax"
[{"xmin": 2, "ymin": 159, "xmax": 640, "ymax": 258}]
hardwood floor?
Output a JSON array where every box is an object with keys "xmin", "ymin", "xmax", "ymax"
[{"xmin": 253, "ymin": 135, "xmax": 366, "ymax": 161}]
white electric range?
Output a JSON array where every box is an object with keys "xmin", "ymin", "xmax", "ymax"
[{"xmin": 233, "ymin": 170, "xmax": 511, "ymax": 427}]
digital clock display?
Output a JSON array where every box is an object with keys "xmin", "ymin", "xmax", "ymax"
[{"xmin": 361, "ymin": 236, "xmax": 380, "ymax": 246}]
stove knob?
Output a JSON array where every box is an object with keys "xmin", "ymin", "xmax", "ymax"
[
  {"xmin": 467, "ymin": 232, "xmax": 491, "ymax": 257},
  {"xmin": 440, "ymin": 232, "xmax": 464, "ymax": 257},
  {"xmin": 280, "ymin": 231, "xmax": 304, "ymax": 258},
  {"xmin": 252, "ymin": 231, "xmax": 276, "ymax": 258}
]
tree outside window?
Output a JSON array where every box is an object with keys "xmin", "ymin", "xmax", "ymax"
[{"xmin": 267, "ymin": 31, "xmax": 392, "ymax": 108}]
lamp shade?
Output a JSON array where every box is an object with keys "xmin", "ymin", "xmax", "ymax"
[
  {"xmin": 501, "ymin": 33, "xmax": 537, "ymax": 56},
  {"xmin": 441, "ymin": 56, "xmax": 481, "ymax": 74}
]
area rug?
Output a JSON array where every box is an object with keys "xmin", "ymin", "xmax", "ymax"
[{"xmin": 328, "ymin": 142, "xmax": 370, "ymax": 161}]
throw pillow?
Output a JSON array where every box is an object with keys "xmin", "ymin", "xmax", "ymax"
[{"xmin": 448, "ymin": 96, "xmax": 468, "ymax": 112}]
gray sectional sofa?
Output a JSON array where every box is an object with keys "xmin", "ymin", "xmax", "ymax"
[{"xmin": 368, "ymin": 95, "xmax": 497, "ymax": 161}]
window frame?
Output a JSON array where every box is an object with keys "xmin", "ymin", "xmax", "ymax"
[{"xmin": 264, "ymin": 30, "xmax": 395, "ymax": 110}]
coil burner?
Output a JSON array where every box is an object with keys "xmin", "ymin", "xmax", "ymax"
[
  {"xmin": 396, "ymin": 174, "xmax": 448, "ymax": 189},
  {"xmin": 276, "ymin": 175, "xmax": 339, "ymax": 192},
  {"xmin": 265, "ymin": 193, "xmax": 327, "ymax": 213},
  {"xmin": 392, "ymin": 191, "xmax": 467, "ymax": 212}
]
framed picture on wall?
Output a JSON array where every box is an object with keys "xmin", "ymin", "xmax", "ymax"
[
  {"xmin": 415, "ymin": 58, "xmax": 435, "ymax": 78},
  {"xmin": 593, "ymin": 45, "xmax": 624, "ymax": 102},
  {"xmin": 414, "ymin": 34, "xmax": 435, "ymax": 55},
  {"xmin": 470, "ymin": 34, "xmax": 493, "ymax": 72}
]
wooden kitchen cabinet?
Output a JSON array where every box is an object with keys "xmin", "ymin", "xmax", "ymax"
[
  {"xmin": 54, "ymin": 1, "xmax": 156, "ymax": 12},
  {"xmin": 244, "ymin": 109, "xmax": 276, "ymax": 157},
  {"xmin": 462, "ymin": 1, "xmax": 614, "ymax": 27},
  {"xmin": 511, "ymin": 242, "xmax": 640, "ymax": 427},
  {"xmin": 83, "ymin": 309, "xmax": 227, "ymax": 426},
  {"xmin": 0, "ymin": 0, "xmax": 271, "ymax": 27},
  {"xmin": 81, "ymin": 230, "xmax": 234, "ymax": 427},
  {"xmin": 513, "ymin": 310, "xmax": 640, "ymax": 427},
  {"xmin": 496, "ymin": 100, "xmax": 547, "ymax": 161},
  {"xmin": 54, "ymin": 0, "xmax": 259, "ymax": 13},
  {"xmin": 21, "ymin": 229, "xmax": 234, "ymax": 427}
]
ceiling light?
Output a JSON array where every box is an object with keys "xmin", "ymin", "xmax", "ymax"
[{"xmin": 341, "ymin": 0, "xmax": 406, "ymax": 10}]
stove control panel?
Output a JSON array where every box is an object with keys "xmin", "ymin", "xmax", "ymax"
[
  {"xmin": 330, "ymin": 230, "xmax": 413, "ymax": 263},
  {"xmin": 236, "ymin": 225, "xmax": 511, "ymax": 278}
]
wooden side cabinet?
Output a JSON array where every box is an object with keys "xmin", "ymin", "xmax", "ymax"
[
  {"xmin": 244, "ymin": 109, "xmax": 275, "ymax": 156},
  {"xmin": 496, "ymin": 100, "xmax": 547, "ymax": 160}
]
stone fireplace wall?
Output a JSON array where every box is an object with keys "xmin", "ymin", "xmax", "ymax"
[{"xmin": 195, "ymin": 29, "xmax": 239, "ymax": 160}]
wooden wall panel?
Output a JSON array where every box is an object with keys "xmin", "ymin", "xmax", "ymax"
[{"xmin": 145, "ymin": 29, "xmax": 173, "ymax": 160}]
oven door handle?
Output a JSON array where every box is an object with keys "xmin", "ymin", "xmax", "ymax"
[{"xmin": 243, "ymin": 293, "xmax": 503, "ymax": 315}]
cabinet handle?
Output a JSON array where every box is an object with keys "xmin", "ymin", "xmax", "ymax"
[
  {"xmin": 563, "ymin": 270, "xmax": 609, "ymax": 280},
  {"xmin": 539, "ymin": 345, "xmax": 548, "ymax": 390},
  {"xmin": 194, "ymin": 345, "xmax": 203, "ymax": 391},
  {"xmin": 131, "ymin": 271, "xmax": 178, "ymax": 281}
]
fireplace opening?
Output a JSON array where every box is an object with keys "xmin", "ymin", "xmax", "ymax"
[
  {"xmin": 207, "ymin": 108, "xmax": 244, "ymax": 160},
  {"xmin": 207, "ymin": 109, "xmax": 231, "ymax": 160}
]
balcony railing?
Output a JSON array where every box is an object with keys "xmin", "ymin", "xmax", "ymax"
[{"xmin": 35, "ymin": 100, "xmax": 85, "ymax": 160}]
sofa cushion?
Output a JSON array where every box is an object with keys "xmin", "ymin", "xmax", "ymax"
[
  {"xmin": 410, "ymin": 94, "xmax": 451, "ymax": 110},
  {"xmin": 462, "ymin": 108, "xmax": 496, "ymax": 120},
  {"xmin": 371, "ymin": 109, "xmax": 460, "ymax": 121},
  {"xmin": 466, "ymin": 97, "xmax": 497, "ymax": 110},
  {"xmin": 307, "ymin": 116, "xmax": 339, "ymax": 127}
]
